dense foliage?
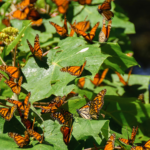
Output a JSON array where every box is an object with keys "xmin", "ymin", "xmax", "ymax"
[{"xmin": 0, "ymin": 0, "xmax": 149, "ymax": 150}]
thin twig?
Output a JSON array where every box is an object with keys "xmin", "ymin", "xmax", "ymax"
[
  {"xmin": 13, "ymin": 44, "xmax": 17, "ymax": 67},
  {"xmin": 0, "ymin": 56, "xmax": 6, "ymax": 66},
  {"xmin": 0, "ymin": 102, "xmax": 11, "ymax": 108}
]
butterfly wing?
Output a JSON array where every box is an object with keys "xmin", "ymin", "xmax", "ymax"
[
  {"xmin": 101, "ymin": 10, "xmax": 114, "ymax": 21},
  {"xmin": 144, "ymin": 140, "xmax": 150, "ymax": 149},
  {"xmin": 24, "ymin": 102, "xmax": 31, "ymax": 119},
  {"xmin": 24, "ymin": 92, "xmax": 31, "ymax": 106},
  {"xmin": 131, "ymin": 146, "xmax": 144, "ymax": 150},
  {"xmin": 130, "ymin": 126, "xmax": 138, "ymax": 144},
  {"xmin": 51, "ymin": 112, "xmax": 66, "ymax": 124},
  {"xmin": 104, "ymin": 134, "xmax": 116, "ymax": 150},
  {"xmin": 78, "ymin": 77, "xmax": 85, "ymax": 88},
  {"xmin": 119, "ymin": 138, "xmax": 130, "ymax": 145},
  {"xmin": 60, "ymin": 61, "xmax": 86, "ymax": 76},
  {"xmin": 89, "ymin": 22, "xmax": 100, "ymax": 40},
  {"xmin": 78, "ymin": 0, "xmax": 92, "ymax": 5},
  {"xmin": 60, "ymin": 125, "xmax": 73, "ymax": 145},
  {"xmin": 8, "ymin": 131, "xmax": 30, "ymax": 148},
  {"xmin": 115, "ymin": 71, "xmax": 127, "ymax": 86}
]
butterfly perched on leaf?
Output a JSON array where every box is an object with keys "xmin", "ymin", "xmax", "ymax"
[
  {"xmin": 138, "ymin": 93, "xmax": 145, "ymax": 104},
  {"xmin": 70, "ymin": 22, "xmax": 99, "ymax": 43},
  {"xmin": 104, "ymin": 133, "xmax": 116, "ymax": 150},
  {"xmin": 77, "ymin": 89, "xmax": 106, "ymax": 119},
  {"xmin": 78, "ymin": 77, "xmax": 85, "ymax": 88},
  {"xmin": 73, "ymin": 0, "xmax": 92, "ymax": 5},
  {"xmin": 70, "ymin": 16, "xmax": 90, "ymax": 37},
  {"xmin": 115, "ymin": 68, "xmax": 133, "ymax": 86},
  {"xmin": 52, "ymin": 0, "xmax": 70, "ymax": 14},
  {"xmin": 90, "ymin": 68, "xmax": 109, "ymax": 86},
  {"xmin": 8, "ymin": 131, "xmax": 30, "ymax": 148},
  {"xmin": 27, "ymin": 34, "xmax": 43, "ymax": 60},
  {"xmin": 119, "ymin": 126, "xmax": 138, "ymax": 145},
  {"xmin": 0, "ymin": 105, "xmax": 17, "ymax": 121},
  {"xmin": 60, "ymin": 61, "xmax": 86, "ymax": 76},
  {"xmin": 4, "ymin": 76, "xmax": 23, "ymax": 95},
  {"xmin": 99, "ymin": 19, "xmax": 112, "ymax": 42},
  {"xmin": 97, "ymin": 0, "xmax": 114, "ymax": 21},
  {"xmin": 34, "ymin": 96, "xmax": 66, "ymax": 113},
  {"xmin": 131, "ymin": 140, "xmax": 150, "ymax": 150},
  {"xmin": 0, "ymin": 65, "xmax": 20, "ymax": 79},
  {"xmin": 27, "ymin": 118, "xmax": 44, "ymax": 143},
  {"xmin": 49, "ymin": 16, "xmax": 68, "ymax": 37}
]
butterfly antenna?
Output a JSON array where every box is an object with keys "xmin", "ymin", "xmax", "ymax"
[{"xmin": 32, "ymin": 117, "xmax": 35, "ymax": 130}]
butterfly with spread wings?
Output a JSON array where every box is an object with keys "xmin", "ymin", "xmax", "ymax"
[
  {"xmin": 27, "ymin": 34, "xmax": 43, "ymax": 60},
  {"xmin": 104, "ymin": 133, "xmax": 116, "ymax": 150},
  {"xmin": 70, "ymin": 22, "xmax": 99, "ymax": 43},
  {"xmin": 119, "ymin": 126, "xmax": 138, "ymax": 145},
  {"xmin": 99, "ymin": 19, "xmax": 112, "ymax": 42},
  {"xmin": 97, "ymin": 0, "xmax": 114, "ymax": 21},
  {"xmin": 34, "ymin": 96, "xmax": 66, "ymax": 113},
  {"xmin": 8, "ymin": 131, "xmax": 30, "ymax": 148},
  {"xmin": 131, "ymin": 140, "xmax": 150, "ymax": 150},
  {"xmin": 50, "ymin": 16, "xmax": 68, "ymax": 37},
  {"xmin": 4, "ymin": 76, "xmax": 22, "ymax": 95},
  {"xmin": 70, "ymin": 16, "xmax": 90, "ymax": 37},
  {"xmin": 0, "ymin": 105, "xmax": 17, "ymax": 121},
  {"xmin": 60, "ymin": 61, "xmax": 86, "ymax": 76},
  {"xmin": 91, "ymin": 68, "xmax": 109, "ymax": 86},
  {"xmin": 0, "ymin": 65, "xmax": 20, "ymax": 79},
  {"xmin": 77, "ymin": 89, "xmax": 106, "ymax": 119}
]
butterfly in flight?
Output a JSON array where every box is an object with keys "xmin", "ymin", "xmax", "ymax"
[
  {"xmin": 70, "ymin": 16, "xmax": 90, "ymax": 37},
  {"xmin": 115, "ymin": 68, "xmax": 133, "ymax": 86},
  {"xmin": 99, "ymin": 19, "xmax": 112, "ymax": 42},
  {"xmin": 27, "ymin": 34, "xmax": 43, "ymax": 60},
  {"xmin": 8, "ymin": 131, "xmax": 30, "ymax": 148},
  {"xmin": 60, "ymin": 61, "xmax": 86, "ymax": 77},
  {"xmin": 91, "ymin": 68, "xmax": 109, "ymax": 86},
  {"xmin": 104, "ymin": 133, "xmax": 116, "ymax": 150},
  {"xmin": 50, "ymin": 16, "xmax": 68, "ymax": 37},
  {"xmin": 5, "ymin": 76, "xmax": 23, "ymax": 95},
  {"xmin": 34, "ymin": 95, "xmax": 66, "ymax": 113},
  {"xmin": 77, "ymin": 89, "xmax": 106, "ymax": 119},
  {"xmin": 70, "ymin": 22, "xmax": 99, "ymax": 43},
  {"xmin": 73, "ymin": 0, "xmax": 92, "ymax": 5},
  {"xmin": 0, "ymin": 105, "xmax": 17, "ymax": 121},
  {"xmin": 97, "ymin": 0, "xmax": 114, "ymax": 21},
  {"xmin": 52, "ymin": 0, "xmax": 70, "ymax": 14},
  {"xmin": 0, "ymin": 65, "xmax": 20, "ymax": 79},
  {"xmin": 119, "ymin": 126, "xmax": 138, "ymax": 145},
  {"xmin": 131, "ymin": 140, "xmax": 150, "ymax": 150}
]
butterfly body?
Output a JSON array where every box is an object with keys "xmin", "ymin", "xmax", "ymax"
[
  {"xmin": 8, "ymin": 131, "xmax": 30, "ymax": 148},
  {"xmin": 27, "ymin": 34, "xmax": 43, "ymax": 60}
]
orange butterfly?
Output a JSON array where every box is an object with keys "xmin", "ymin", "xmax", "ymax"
[
  {"xmin": 6, "ymin": 92, "xmax": 31, "ymax": 112},
  {"xmin": 91, "ymin": 68, "xmax": 109, "ymax": 86},
  {"xmin": 49, "ymin": 16, "xmax": 68, "ymax": 37},
  {"xmin": 0, "ymin": 65, "xmax": 20, "ymax": 79},
  {"xmin": 78, "ymin": 77, "xmax": 85, "ymax": 88},
  {"xmin": 0, "ymin": 105, "xmax": 17, "ymax": 121},
  {"xmin": 34, "ymin": 96, "xmax": 66, "ymax": 113},
  {"xmin": 74, "ymin": 0, "xmax": 92, "ymax": 5},
  {"xmin": 5, "ymin": 76, "xmax": 22, "ymax": 95},
  {"xmin": 115, "ymin": 68, "xmax": 133, "ymax": 86},
  {"xmin": 131, "ymin": 140, "xmax": 150, "ymax": 150},
  {"xmin": 99, "ymin": 19, "xmax": 112, "ymax": 42},
  {"xmin": 12, "ymin": 7, "xmax": 30, "ymax": 20},
  {"xmin": 119, "ymin": 126, "xmax": 138, "ymax": 145},
  {"xmin": 97, "ymin": 0, "xmax": 114, "ymax": 21},
  {"xmin": 8, "ymin": 131, "xmax": 30, "ymax": 148},
  {"xmin": 52, "ymin": 0, "xmax": 70, "ymax": 14},
  {"xmin": 70, "ymin": 22, "xmax": 99, "ymax": 42},
  {"xmin": 60, "ymin": 125, "xmax": 73, "ymax": 145},
  {"xmin": 138, "ymin": 94, "xmax": 145, "ymax": 104},
  {"xmin": 27, "ymin": 118, "xmax": 44, "ymax": 143},
  {"xmin": 2, "ymin": 18, "xmax": 10, "ymax": 27},
  {"xmin": 27, "ymin": 8, "xmax": 43, "ymax": 26},
  {"xmin": 70, "ymin": 16, "xmax": 90, "ymax": 37},
  {"xmin": 104, "ymin": 133, "xmax": 116, "ymax": 150},
  {"xmin": 77, "ymin": 89, "xmax": 106, "ymax": 119},
  {"xmin": 27, "ymin": 34, "xmax": 43, "ymax": 60},
  {"xmin": 60, "ymin": 61, "xmax": 86, "ymax": 76}
]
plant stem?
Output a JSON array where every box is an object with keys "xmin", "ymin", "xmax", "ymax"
[{"xmin": 0, "ymin": 56, "xmax": 6, "ymax": 66}]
